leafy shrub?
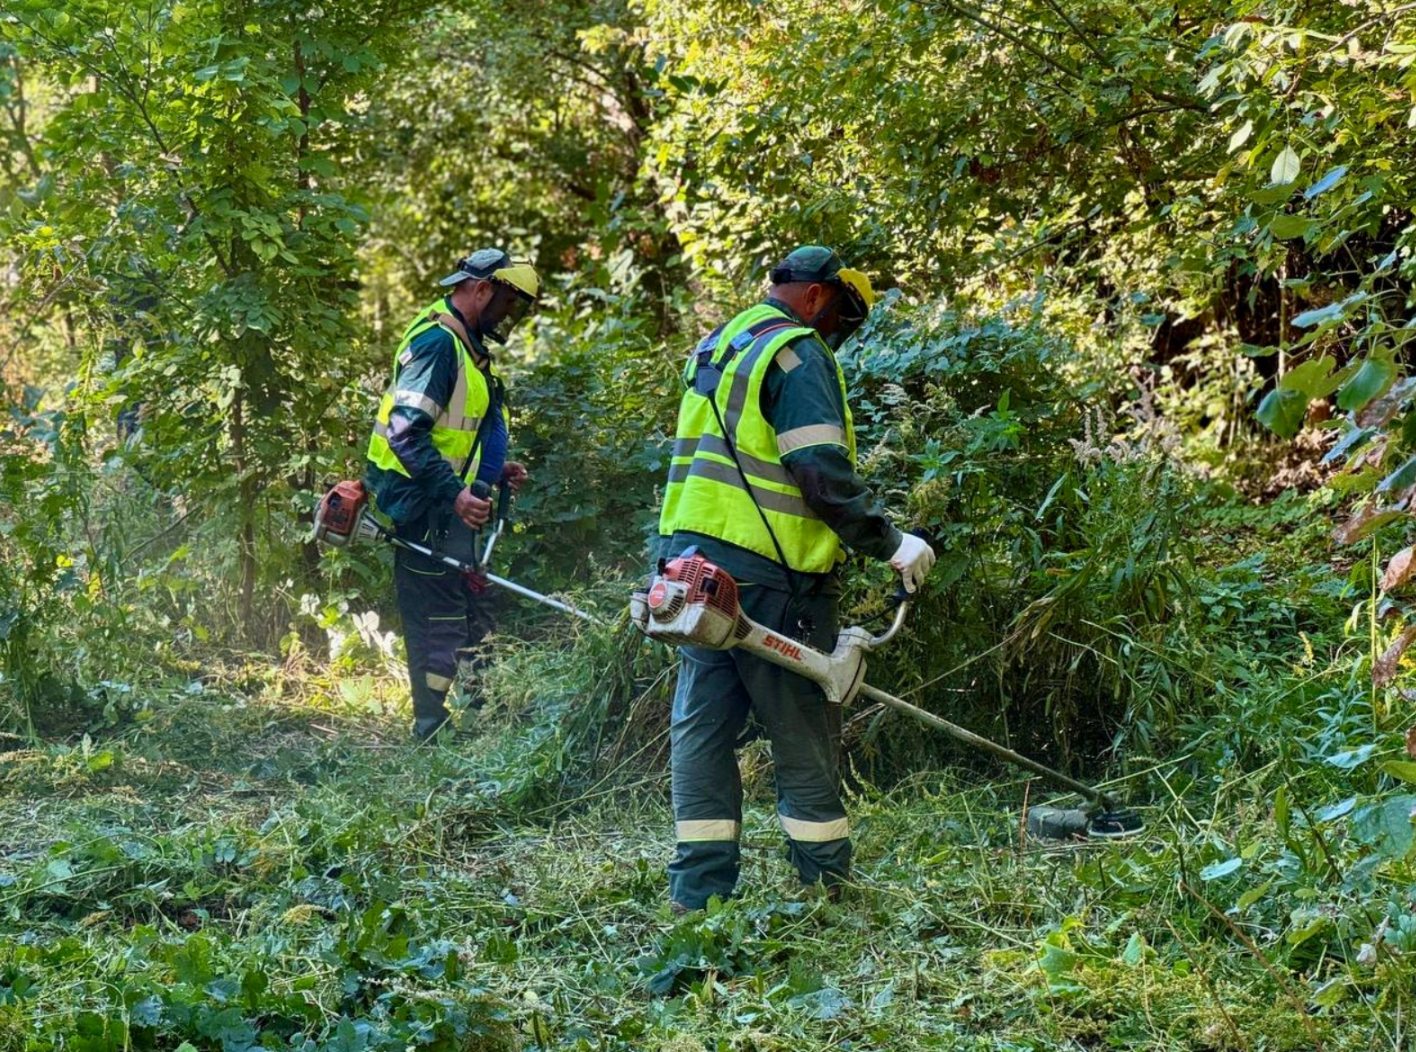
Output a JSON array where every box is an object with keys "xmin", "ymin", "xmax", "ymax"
[{"xmin": 835, "ymin": 298, "xmax": 1208, "ymax": 778}]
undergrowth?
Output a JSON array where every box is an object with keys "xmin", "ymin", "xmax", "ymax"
[
  {"xmin": 7, "ymin": 297, "xmax": 1416, "ymax": 1049},
  {"xmin": 2, "ymin": 564, "xmax": 1414, "ymax": 1051}
]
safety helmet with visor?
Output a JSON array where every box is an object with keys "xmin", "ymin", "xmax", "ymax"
[
  {"xmin": 439, "ymin": 248, "xmax": 541, "ymax": 346},
  {"xmin": 768, "ymin": 245, "xmax": 877, "ymax": 349}
]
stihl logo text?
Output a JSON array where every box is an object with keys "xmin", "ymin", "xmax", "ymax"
[{"xmin": 764, "ymin": 635, "xmax": 803, "ymax": 662}]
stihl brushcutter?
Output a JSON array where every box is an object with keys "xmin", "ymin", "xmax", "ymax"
[
  {"xmin": 314, "ymin": 479, "xmax": 601, "ymax": 624},
  {"xmin": 316, "ymin": 481, "xmax": 1138, "ymax": 837},
  {"xmin": 632, "ymin": 551, "xmax": 1142, "ymax": 839}
]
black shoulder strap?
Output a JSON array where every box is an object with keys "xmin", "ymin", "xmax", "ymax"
[{"xmin": 690, "ymin": 317, "xmax": 798, "ymax": 397}]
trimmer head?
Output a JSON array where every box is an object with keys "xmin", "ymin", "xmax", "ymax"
[
  {"xmin": 1026, "ymin": 804, "xmax": 1144, "ymax": 841},
  {"xmin": 1086, "ymin": 809, "xmax": 1144, "ymax": 839}
]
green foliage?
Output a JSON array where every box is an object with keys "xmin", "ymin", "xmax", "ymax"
[
  {"xmin": 1, "ymin": 0, "xmax": 435, "ymax": 641},
  {"xmin": 4, "ymin": 683, "xmax": 1413, "ymax": 1050},
  {"xmin": 6, "ymin": 2, "xmax": 1416, "ymax": 1048},
  {"xmin": 635, "ymin": 898, "xmax": 797, "ymax": 996},
  {"xmin": 830, "ymin": 299, "xmax": 1211, "ymax": 771},
  {"xmin": 505, "ymin": 265, "xmax": 684, "ymax": 583}
]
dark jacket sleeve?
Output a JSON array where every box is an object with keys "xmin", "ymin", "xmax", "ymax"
[
  {"xmin": 473, "ymin": 398, "xmax": 509, "ymax": 487},
  {"xmin": 765, "ymin": 335, "xmax": 902, "ymax": 561},
  {"xmin": 385, "ymin": 329, "xmax": 465, "ymax": 511}
]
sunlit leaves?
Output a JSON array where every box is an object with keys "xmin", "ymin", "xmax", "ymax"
[
  {"xmin": 1292, "ymin": 293, "xmax": 1369, "ymax": 329},
  {"xmin": 1270, "ymin": 146, "xmax": 1301, "ymax": 185},
  {"xmin": 1337, "ymin": 357, "xmax": 1397, "ymax": 414},
  {"xmin": 1199, "ymin": 857, "xmax": 1242, "ymax": 881},
  {"xmin": 1305, "ymin": 166, "xmax": 1347, "ymax": 200},
  {"xmin": 1325, "ymin": 743, "xmax": 1379, "ymax": 769},
  {"xmin": 1228, "ymin": 119, "xmax": 1253, "ymax": 153},
  {"xmin": 1378, "ymin": 455, "xmax": 1416, "ymax": 494}
]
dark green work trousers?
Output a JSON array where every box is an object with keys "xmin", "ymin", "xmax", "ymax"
[
  {"xmin": 393, "ymin": 512, "xmax": 495, "ymax": 739},
  {"xmin": 668, "ymin": 584, "xmax": 850, "ymax": 909}
]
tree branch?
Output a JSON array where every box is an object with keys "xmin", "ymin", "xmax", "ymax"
[{"xmin": 9, "ymin": 10, "xmax": 236, "ymax": 277}]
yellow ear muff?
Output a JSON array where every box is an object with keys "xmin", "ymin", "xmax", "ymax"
[
  {"xmin": 492, "ymin": 263, "xmax": 541, "ymax": 301},
  {"xmin": 835, "ymin": 268, "xmax": 877, "ymax": 310}
]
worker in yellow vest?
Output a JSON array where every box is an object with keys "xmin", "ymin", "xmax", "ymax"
[
  {"xmin": 655, "ymin": 246, "xmax": 935, "ymax": 910},
  {"xmin": 365, "ymin": 250, "xmax": 539, "ymax": 739}
]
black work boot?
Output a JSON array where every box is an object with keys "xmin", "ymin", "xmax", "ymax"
[
  {"xmin": 456, "ymin": 648, "xmax": 491, "ymax": 712},
  {"xmin": 411, "ymin": 681, "xmax": 452, "ymax": 742}
]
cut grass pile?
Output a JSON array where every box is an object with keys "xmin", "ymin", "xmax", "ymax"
[{"xmin": 0, "ymin": 666, "xmax": 1391, "ymax": 1051}]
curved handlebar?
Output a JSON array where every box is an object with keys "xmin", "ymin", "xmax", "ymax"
[
  {"xmin": 865, "ymin": 575, "xmax": 915, "ymax": 649},
  {"xmin": 868, "ymin": 599, "xmax": 911, "ymax": 649}
]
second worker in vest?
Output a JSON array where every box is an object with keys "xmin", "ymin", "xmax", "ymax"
[
  {"xmin": 655, "ymin": 246, "xmax": 937, "ymax": 910},
  {"xmin": 365, "ymin": 249, "xmax": 539, "ymax": 741}
]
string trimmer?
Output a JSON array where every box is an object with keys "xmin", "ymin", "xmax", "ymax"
[
  {"xmin": 632, "ymin": 550, "xmax": 1142, "ymax": 839},
  {"xmin": 314, "ymin": 479, "xmax": 602, "ymax": 624},
  {"xmin": 315, "ymin": 481, "xmax": 1138, "ymax": 837}
]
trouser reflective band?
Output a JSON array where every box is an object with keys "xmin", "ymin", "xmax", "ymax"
[
  {"xmin": 425, "ymin": 671, "xmax": 453, "ymax": 692},
  {"xmin": 778, "ymin": 814, "xmax": 850, "ymax": 842},
  {"xmin": 675, "ymin": 819, "xmax": 742, "ymax": 842}
]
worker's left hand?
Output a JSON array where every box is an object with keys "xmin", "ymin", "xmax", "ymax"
[
  {"xmin": 889, "ymin": 532, "xmax": 936, "ymax": 594},
  {"xmin": 501, "ymin": 461, "xmax": 529, "ymax": 493}
]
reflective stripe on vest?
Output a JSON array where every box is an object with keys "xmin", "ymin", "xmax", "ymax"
[
  {"xmin": 365, "ymin": 298, "xmax": 498, "ymax": 479},
  {"xmin": 658, "ymin": 304, "xmax": 857, "ymax": 574}
]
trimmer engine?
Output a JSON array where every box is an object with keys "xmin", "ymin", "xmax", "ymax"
[
  {"xmin": 632, "ymin": 552, "xmax": 871, "ymax": 705},
  {"xmin": 636, "ymin": 553, "xmax": 747, "ymax": 649},
  {"xmin": 313, "ymin": 480, "xmax": 382, "ymax": 547}
]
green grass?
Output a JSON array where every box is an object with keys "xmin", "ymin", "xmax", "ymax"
[{"xmin": 0, "ymin": 642, "xmax": 1398, "ymax": 1052}]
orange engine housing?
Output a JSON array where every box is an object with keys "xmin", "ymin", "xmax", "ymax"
[
  {"xmin": 642, "ymin": 553, "xmax": 744, "ymax": 650},
  {"xmin": 655, "ymin": 554, "xmax": 740, "ymax": 619},
  {"xmin": 314, "ymin": 479, "xmax": 369, "ymax": 547}
]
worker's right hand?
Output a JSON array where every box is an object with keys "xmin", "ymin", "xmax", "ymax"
[
  {"xmin": 454, "ymin": 486, "xmax": 493, "ymax": 529},
  {"xmin": 889, "ymin": 532, "xmax": 936, "ymax": 594}
]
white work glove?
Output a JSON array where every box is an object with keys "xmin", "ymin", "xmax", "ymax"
[{"xmin": 889, "ymin": 532, "xmax": 936, "ymax": 594}]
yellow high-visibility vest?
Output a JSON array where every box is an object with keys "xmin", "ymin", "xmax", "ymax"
[
  {"xmin": 365, "ymin": 298, "xmax": 502, "ymax": 479},
  {"xmin": 659, "ymin": 303, "xmax": 856, "ymax": 573}
]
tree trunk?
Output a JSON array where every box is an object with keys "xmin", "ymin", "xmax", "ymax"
[
  {"xmin": 293, "ymin": 40, "xmax": 323, "ymax": 585},
  {"xmin": 232, "ymin": 386, "xmax": 257, "ymax": 637}
]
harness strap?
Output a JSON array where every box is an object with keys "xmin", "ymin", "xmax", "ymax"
[
  {"xmin": 693, "ymin": 317, "xmax": 799, "ymax": 397},
  {"xmin": 427, "ymin": 309, "xmax": 481, "ymax": 361}
]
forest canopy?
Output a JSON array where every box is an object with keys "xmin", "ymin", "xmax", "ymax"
[{"xmin": 3, "ymin": 0, "xmax": 1416, "ymax": 1049}]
